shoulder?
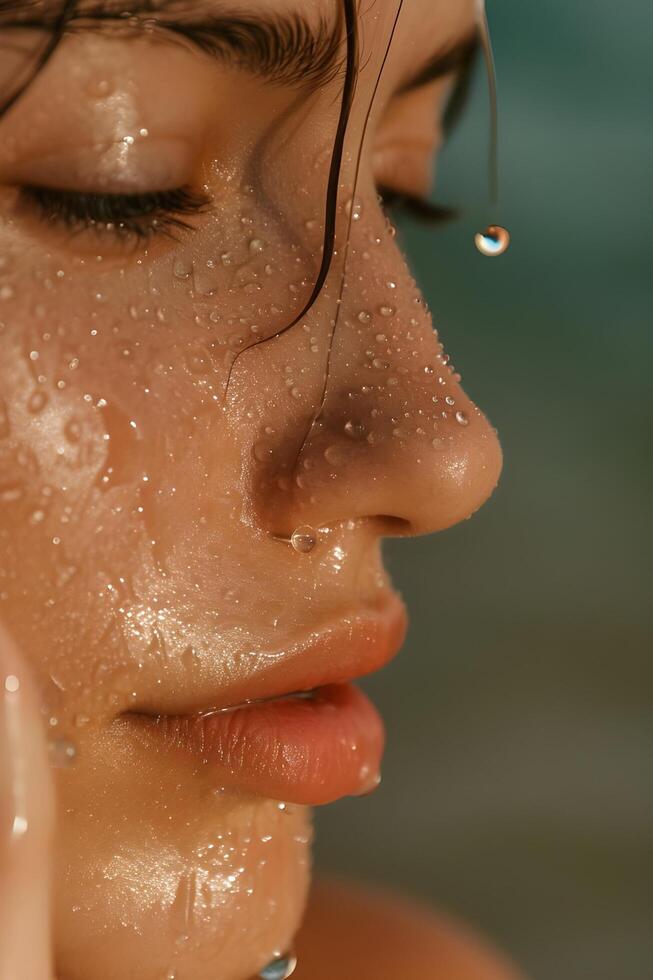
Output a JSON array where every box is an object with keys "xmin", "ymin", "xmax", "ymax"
[{"xmin": 294, "ymin": 876, "xmax": 525, "ymax": 980}]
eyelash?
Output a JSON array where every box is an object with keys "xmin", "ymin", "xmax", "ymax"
[
  {"xmin": 376, "ymin": 185, "xmax": 458, "ymax": 225},
  {"xmin": 17, "ymin": 181, "xmax": 450, "ymax": 246},
  {"xmin": 19, "ymin": 185, "xmax": 210, "ymax": 241}
]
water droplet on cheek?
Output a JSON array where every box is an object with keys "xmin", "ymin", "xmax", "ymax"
[
  {"xmin": 27, "ymin": 389, "xmax": 48, "ymax": 414},
  {"xmin": 48, "ymin": 737, "xmax": 77, "ymax": 767},
  {"xmin": 344, "ymin": 420, "xmax": 365, "ymax": 440},
  {"xmin": 474, "ymin": 225, "xmax": 510, "ymax": 256},
  {"xmin": 173, "ymin": 259, "xmax": 193, "ymax": 280}
]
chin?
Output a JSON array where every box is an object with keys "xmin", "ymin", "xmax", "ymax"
[{"xmin": 51, "ymin": 747, "xmax": 312, "ymax": 980}]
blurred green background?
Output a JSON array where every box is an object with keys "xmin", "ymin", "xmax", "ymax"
[{"xmin": 315, "ymin": 2, "xmax": 652, "ymax": 978}]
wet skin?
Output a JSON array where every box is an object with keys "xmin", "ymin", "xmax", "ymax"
[{"xmin": 0, "ymin": 1, "xmax": 502, "ymax": 978}]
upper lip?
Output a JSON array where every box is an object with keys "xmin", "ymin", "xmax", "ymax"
[{"xmin": 129, "ymin": 590, "xmax": 408, "ymax": 718}]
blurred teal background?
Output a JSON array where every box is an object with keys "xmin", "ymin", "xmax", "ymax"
[{"xmin": 316, "ymin": 2, "xmax": 652, "ymax": 978}]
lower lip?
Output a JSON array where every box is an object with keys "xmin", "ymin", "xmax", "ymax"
[{"xmin": 134, "ymin": 683, "xmax": 384, "ymax": 806}]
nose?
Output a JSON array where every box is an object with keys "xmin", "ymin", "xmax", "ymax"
[{"xmin": 232, "ymin": 198, "xmax": 502, "ymax": 540}]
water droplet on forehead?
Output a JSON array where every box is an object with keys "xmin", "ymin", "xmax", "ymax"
[
  {"xmin": 290, "ymin": 526, "xmax": 317, "ymax": 554},
  {"xmin": 474, "ymin": 225, "xmax": 510, "ymax": 256}
]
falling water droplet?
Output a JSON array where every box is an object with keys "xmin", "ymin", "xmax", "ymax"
[
  {"xmin": 48, "ymin": 737, "xmax": 77, "ymax": 768},
  {"xmin": 474, "ymin": 225, "xmax": 510, "ymax": 256},
  {"xmin": 290, "ymin": 526, "xmax": 317, "ymax": 554}
]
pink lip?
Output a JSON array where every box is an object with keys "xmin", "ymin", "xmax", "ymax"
[{"xmin": 128, "ymin": 591, "xmax": 408, "ymax": 805}]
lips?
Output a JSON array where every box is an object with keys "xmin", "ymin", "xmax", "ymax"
[{"xmin": 127, "ymin": 591, "xmax": 407, "ymax": 805}]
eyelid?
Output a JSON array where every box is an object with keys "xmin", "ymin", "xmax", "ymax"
[
  {"xmin": 3, "ymin": 137, "xmax": 196, "ymax": 194},
  {"xmin": 372, "ymin": 141, "xmax": 436, "ymax": 201}
]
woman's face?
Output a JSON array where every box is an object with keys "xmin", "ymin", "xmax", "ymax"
[{"xmin": 0, "ymin": 1, "xmax": 501, "ymax": 978}]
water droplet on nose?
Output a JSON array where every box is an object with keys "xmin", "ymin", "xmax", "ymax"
[
  {"xmin": 88, "ymin": 77, "xmax": 113, "ymax": 98},
  {"xmin": 253, "ymin": 441, "xmax": 274, "ymax": 462},
  {"xmin": 357, "ymin": 310, "xmax": 371, "ymax": 324},
  {"xmin": 445, "ymin": 395, "xmax": 455, "ymax": 406},
  {"xmin": 474, "ymin": 225, "xmax": 510, "ymax": 256},
  {"xmin": 249, "ymin": 238, "xmax": 265, "ymax": 254},
  {"xmin": 0, "ymin": 284, "xmax": 14, "ymax": 300},
  {"xmin": 378, "ymin": 305, "xmax": 395, "ymax": 318},
  {"xmin": 455, "ymin": 410, "xmax": 469, "ymax": 426},
  {"xmin": 48, "ymin": 737, "xmax": 77, "ymax": 768},
  {"xmin": 290, "ymin": 526, "xmax": 317, "ymax": 554}
]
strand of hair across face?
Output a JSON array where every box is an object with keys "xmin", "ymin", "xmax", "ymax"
[
  {"xmin": 290, "ymin": 0, "xmax": 406, "ymax": 471},
  {"xmin": 222, "ymin": 0, "xmax": 360, "ymax": 399}
]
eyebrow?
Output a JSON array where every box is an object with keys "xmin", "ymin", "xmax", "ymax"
[{"xmin": 0, "ymin": 0, "xmax": 345, "ymax": 90}]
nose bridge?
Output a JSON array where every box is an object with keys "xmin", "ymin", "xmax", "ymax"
[{"xmin": 241, "ymin": 207, "xmax": 502, "ymax": 538}]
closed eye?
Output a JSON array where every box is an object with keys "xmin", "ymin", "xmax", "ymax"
[{"xmin": 18, "ymin": 185, "xmax": 211, "ymax": 242}]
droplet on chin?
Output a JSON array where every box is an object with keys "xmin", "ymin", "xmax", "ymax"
[{"xmin": 258, "ymin": 952, "xmax": 298, "ymax": 980}]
